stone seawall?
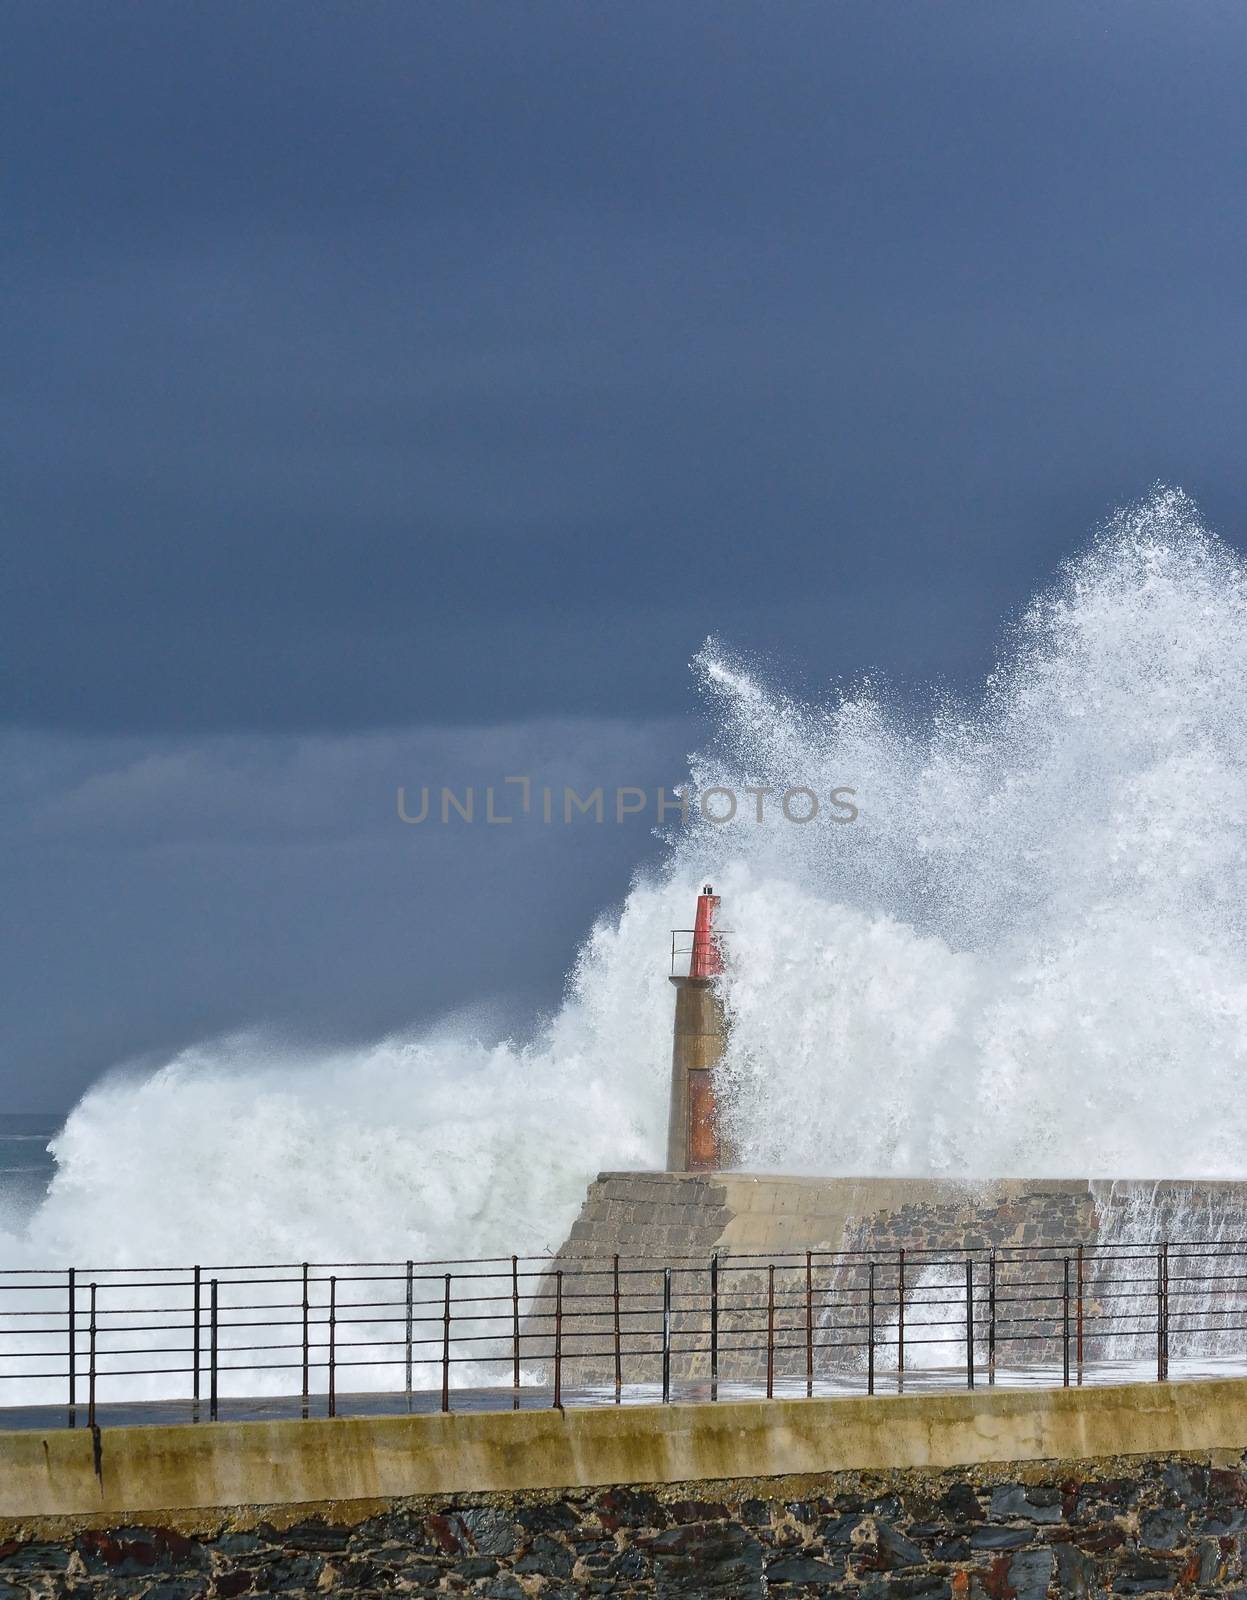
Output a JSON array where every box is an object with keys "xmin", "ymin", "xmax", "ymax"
[
  {"xmin": 6, "ymin": 1379, "xmax": 1247, "ymax": 1595},
  {"xmin": 6, "ymin": 1452, "xmax": 1247, "ymax": 1597},
  {"xmin": 555, "ymin": 1174, "xmax": 1247, "ymax": 1262},
  {"xmin": 536, "ymin": 1174, "xmax": 1247, "ymax": 1384}
]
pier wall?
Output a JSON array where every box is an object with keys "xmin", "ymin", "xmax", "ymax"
[
  {"xmin": 4, "ymin": 1381, "xmax": 1247, "ymax": 1595},
  {"xmin": 556, "ymin": 1173, "xmax": 1247, "ymax": 1262},
  {"xmin": 540, "ymin": 1174, "xmax": 1156, "ymax": 1384}
]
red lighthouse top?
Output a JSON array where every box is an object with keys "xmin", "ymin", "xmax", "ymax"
[{"xmin": 690, "ymin": 884, "xmax": 722, "ymax": 979}]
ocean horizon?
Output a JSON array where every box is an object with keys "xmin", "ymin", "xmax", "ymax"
[{"xmin": 0, "ymin": 1114, "xmax": 59, "ymax": 1226}]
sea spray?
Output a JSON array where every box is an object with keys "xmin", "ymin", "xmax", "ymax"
[
  {"xmin": 700, "ymin": 488, "xmax": 1247, "ymax": 1176},
  {"xmin": 9, "ymin": 892, "xmax": 680, "ymax": 1275},
  {"xmin": 6, "ymin": 486, "xmax": 1247, "ymax": 1299}
]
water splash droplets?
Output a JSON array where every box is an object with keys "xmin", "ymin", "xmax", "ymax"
[{"xmin": 7, "ymin": 487, "xmax": 1246, "ymax": 1281}]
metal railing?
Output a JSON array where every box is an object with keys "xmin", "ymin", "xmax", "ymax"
[
  {"xmin": 670, "ymin": 928, "xmax": 696, "ymax": 975},
  {"xmin": 1, "ymin": 1238, "xmax": 1243, "ymax": 1429},
  {"xmin": 670, "ymin": 928, "xmax": 719, "ymax": 976}
]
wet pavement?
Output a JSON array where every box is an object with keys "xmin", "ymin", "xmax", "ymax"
[{"xmin": 2, "ymin": 1355, "xmax": 1243, "ymax": 1431}]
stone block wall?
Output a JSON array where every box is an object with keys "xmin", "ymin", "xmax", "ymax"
[
  {"xmin": 559, "ymin": 1175, "xmax": 1111, "ymax": 1265},
  {"xmin": 532, "ymin": 1175, "xmax": 1247, "ymax": 1384},
  {"xmin": 532, "ymin": 1177, "xmax": 1106, "ymax": 1384},
  {"xmin": 5, "ymin": 1452, "xmax": 1247, "ymax": 1597},
  {"xmin": 559, "ymin": 1173, "xmax": 734, "ymax": 1261}
]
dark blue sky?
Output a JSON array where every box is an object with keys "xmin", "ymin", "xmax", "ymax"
[{"xmin": 4, "ymin": 1, "xmax": 1247, "ymax": 1107}]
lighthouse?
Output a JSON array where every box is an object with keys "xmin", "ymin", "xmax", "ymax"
[{"xmin": 666, "ymin": 885, "xmax": 731, "ymax": 1171}]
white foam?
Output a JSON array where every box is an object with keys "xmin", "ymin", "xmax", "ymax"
[{"xmin": 8, "ymin": 486, "xmax": 1247, "ymax": 1291}]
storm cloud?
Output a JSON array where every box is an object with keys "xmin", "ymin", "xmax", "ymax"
[{"xmin": 4, "ymin": 1, "xmax": 1247, "ymax": 1106}]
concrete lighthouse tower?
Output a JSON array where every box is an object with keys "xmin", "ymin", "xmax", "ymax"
[{"xmin": 666, "ymin": 885, "xmax": 731, "ymax": 1171}]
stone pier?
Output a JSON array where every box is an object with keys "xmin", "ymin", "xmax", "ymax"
[{"xmin": 528, "ymin": 1173, "xmax": 1247, "ymax": 1385}]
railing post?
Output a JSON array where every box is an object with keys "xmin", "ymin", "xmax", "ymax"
[
  {"xmin": 209, "ymin": 1278, "xmax": 218, "ymax": 1422},
  {"xmin": 1062, "ymin": 1257, "xmax": 1071, "ymax": 1388},
  {"xmin": 327, "ymin": 1275, "xmax": 337, "ymax": 1418},
  {"xmin": 87, "ymin": 1282, "xmax": 97, "ymax": 1431},
  {"xmin": 661, "ymin": 1266, "xmax": 671, "ymax": 1404},
  {"xmin": 612, "ymin": 1254, "xmax": 622, "ymax": 1404},
  {"xmin": 67, "ymin": 1267, "xmax": 76, "ymax": 1429},
  {"xmin": 897, "ymin": 1247, "xmax": 906, "ymax": 1383},
  {"xmin": 1164, "ymin": 1240, "xmax": 1170, "ymax": 1379},
  {"xmin": 192, "ymin": 1264, "xmax": 201, "ymax": 1421},
  {"xmin": 965, "ymin": 1258, "xmax": 974, "ymax": 1390},
  {"xmin": 512, "ymin": 1255, "xmax": 521, "ymax": 1406},
  {"xmin": 1161, "ymin": 1242, "xmax": 1170, "ymax": 1380},
  {"xmin": 1156, "ymin": 1248, "xmax": 1165, "ymax": 1383},
  {"xmin": 1076, "ymin": 1243, "xmax": 1085, "ymax": 1384},
  {"xmin": 805, "ymin": 1250, "xmax": 814, "ymax": 1397},
  {"xmin": 552, "ymin": 1269, "xmax": 563, "ymax": 1411},
  {"xmin": 405, "ymin": 1260, "xmax": 415, "ymax": 1403},
  {"xmin": 709, "ymin": 1254, "xmax": 719, "ymax": 1401},
  {"xmin": 867, "ymin": 1262, "xmax": 875, "ymax": 1396},
  {"xmin": 766, "ymin": 1264, "xmax": 775, "ymax": 1401},
  {"xmin": 441, "ymin": 1272, "xmax": 451, "ymax": 1414},
  {"xmin": 301, "ymin": 1262, "xmax": 310, "ymax": 1418},
  {"xmin": 987, "ymin": 1249, "xmax": 996, "ymax": 1386}
]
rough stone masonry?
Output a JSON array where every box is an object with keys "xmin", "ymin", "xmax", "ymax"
[
  {"xmin": 5, "ymin": 1452, "xmax": 1247, "ymax": 1598},
  {"xmin": 529, "ymin": 1174, "xmax": 1179, "ymax": 1384}
]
